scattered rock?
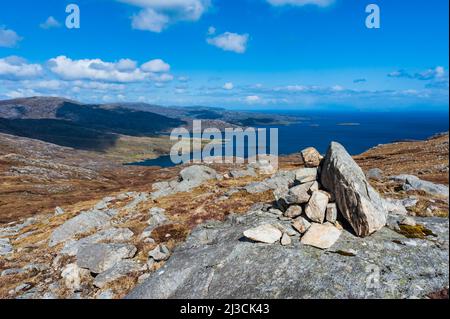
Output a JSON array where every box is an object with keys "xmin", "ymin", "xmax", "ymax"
[
  {"xmin": 148, "ymin": 244, "xmax": 171, "ymax": 261},
  {"xmin": 1, "ymin": 268, "xmax": 24, "ymax": 276},
  {"xmin": 0, "ymin": 238, "xmax": 13, "ymax": 255},
  {"xmin": 384, "ymin": 198, "xmax": 408, "ymax": 215},
  {"xmin": 76, "ymin": 243, "xmax": 137, "ymax": 273},
  {"xmin": 295, "ymin": 168, "xmax": 318, "ymax": 184},
  {"xmin": 402, "ymin": 197, "xmax": 419, "ymax": 208},
  {"xmin": 300, "ymin": 147, "xmax": 323, "ymax": 167},
  {"xmin": 390, "ymin": 175, "xmax": 449, "ymax": 198},
  {"xmin": 96, "ymin": 289, "xmax": 115, "ymax": 299},
  {"xmin": 148, "ymin": 207, "xmax": 168, "ymax": 226},
  {"xmin": 280, "ymin": 233, "xmax": 292, "ymax": 246},
  {"xmin": 292, "ymin": 217, "xmax": 311, "ymax": 234},
  {"xmin": 326, "ymin": 203, "xmax": 338, "ymax": 223},
  {"xmin": 301, "ymin": 223, "xmax": 342, "ymax": 250},
  {"xmin": 49, "ymin": 210, "xmax": 111, "ymax": 247},
  {"xmin": 61, "ymin": 264, "xmax": 92, "ymax": 292},
  {"xmin": 400, "ymin": 216, "xmax": 416, "ymax": 227},
  {"xmin": 321, "ymin": 142, "xmax": 387, "ymax": 237},
  {"xmin": 230, "ymin": 167, "xmax": 256, "ymax": 178},
  {"xmin": 284, "ymin": 205, "xmax": 303, "ymax": 219},
  {"xmin": 304, "ymin": 191, "xmax": 329, "ymax": 223},
  {"xmin": 54, "ymin": 207, "xmax": 65, "ymax": 216},
  {"xmin": 243, "ymin": 224, "xmax": 282, "ymax": 244},
  {"xmin": 94, "ymin": 260, "xmax": 142, "ymax": 288}
]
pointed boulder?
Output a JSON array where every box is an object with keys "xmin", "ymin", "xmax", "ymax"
[{"xmin": 320, "ymin": 142, "xmax": 387, "ymax": 237}]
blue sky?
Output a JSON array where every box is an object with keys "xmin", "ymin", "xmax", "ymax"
[{"xmin": 0, "ymin": 0, "xmax": 448, "ymax": 110}]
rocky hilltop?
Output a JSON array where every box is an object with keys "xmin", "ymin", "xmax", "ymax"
[{"xmin": 0, "ymin": 133, "xmax": 448, "ymax": 299}]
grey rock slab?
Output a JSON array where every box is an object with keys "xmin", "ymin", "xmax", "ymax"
[
  {"xmin": 76, "ymin": 243, "xmax": 137, "ymax": 274},
  {"xmin": 321, "ymin": 142, "xmax": 387, "ymax": 237},
  {"xmin": 49, "ymin": 210, "xmax": 112, "ymax": 247},
  {"xmin": 367, "ymin": 168, "xmax": 383, "ymax": 181},
  {"xmin": 127, "ymin": 212, "xmax": 449, "ymax": 299},
  {"xmin": 94, "ymin": 260, "xmax": 142, "ymax": 288},
  {"xmin": 60, "ymin": 227, "xmax": 134, "ymax": 256},
  {"xmin": 0, "ymin": 238, "xmax": 13, "ymax": 255},
  {"xmin": 390, "ymin": 175, "xmax": 449, "ymax": 197}
]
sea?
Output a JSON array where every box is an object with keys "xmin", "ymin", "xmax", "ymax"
[{"xmin": 127, "ymin": 110, "xmax": 449, "ymax": 168}]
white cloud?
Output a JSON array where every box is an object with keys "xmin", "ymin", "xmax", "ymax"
[
  {"xmin": 40, "ymin": 16, "xmax": 62, "ymax": 29},
  {"xmin": 131, "ymin": 8, "xmax": 170, "ymax": 32},
  {"xmin": 0, "ymin": 56, "xmax": 43, "ymax": 79},
  {"xmin": 48, "ymin": 56, "xmax": 147, "ymax": 82},
  {"xmin": 118, "ymin": 0, "xmax": 211, "ymax": 32},
  {"xmin": 5, "ymin": 88, "xmax": 39, "ymax": 99},
  {"xmin": 207, "ymin": 32, "xmax": 249, "ymax": 53},
  {"xmin": 245, "ymin": 95, "xmax": 261, "ymax": 103},
  {"xmin": 207, "ymin": 26, "xmax": 216, "ymax": 35},
  {"xmin": 141, "ymin": 59, "xmax": 170, "ymax": 73},
  {"xmin": 152, "ymin": 73, "xmax": 174, "ymax": 82},
  {"xmin": 0, "ymin": 26, "xmax": 22, "ymax": 48},
  {"xmin": 266, "ymin": 0, "xmax": 335, "ymax": 7},
  {"xmin": 223, "ymin": 82, "xmax": 234, "ymax": 90},
  {"xmin": 116, "ymin": 59, "xmax": 138, "ymax": 72}
]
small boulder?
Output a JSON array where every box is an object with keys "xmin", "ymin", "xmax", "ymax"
[
  {"xmin": 280, "ymin": 233, "xmax": 292, "ymax": 246},
  {"xmin": 301, "ymin": 223, "xmax": 342, "ymax": 250},
  {"xmin": 148, "ymin": 244, "xmax": 171, "ymax": 261},
  {"xmin": 148, "ymin": 207, "xmax": 168, "ymax": 226},
  {"xmin": 399, "ymin": 216, "xmax": 416, "ymax": 227},
  {"xmin": 304, "ymin": 191, "xmax": 329, "ymax": 223},
  {"xmin": 243, "ymin": 224, "xmax": 282, "ymax": 244},
  {"xmin": 292, "ymin": 217, "xmax": 311, "ymax": 234},
  {"xmin": 285, "ymin": 181, "xmax": 317, "ymax": 204},
  {"xmin": 61, "ymin": 263, "xmax": 91, "ymax": 292},
  {"xmin": 325, "ymin": 203, "xmax": 338, "ymax": 223},
  {"xmin": 54, "ymin": 207, "xmax": 65, "ymax": 216},
  {"xmin": 295, "ymin": 168, "xmax": 318, "ymax": 184},
  {"xmin": 0, "ymin": 238, "xmax": 13, "ymax": 256},
  {"xmin": 284, "ymin": 205, "xmax": 303, "ymax": 219},
  {"xmin": 300, "ymin": 147, "xmax": 323, "ymax": 167}
]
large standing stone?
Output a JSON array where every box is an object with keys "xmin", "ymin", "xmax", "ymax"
[
  {"xmin": 76, "ymin": 243, "xmax": 137, "ymax": 273},
  {"xmin": 49, "ymin": 211, "xmax": 111, "ymax": 247},
  {"xmin": 243, "ymin": 224, "xmax": 282, "ymax": 244},
  {"xmin": 301, "ymin": 223, "xmax": 342, "ymax": 249},
  {"xmin": 304, "ymin": 191, "xmax": 329, "ymax": 223},
  {"xmin": 321, "ymin": 142, "xmax": 387, "ymax": 237},
  {"xmin": 300, "ymin": 147, "xmax": 323, "ymax": 167}
]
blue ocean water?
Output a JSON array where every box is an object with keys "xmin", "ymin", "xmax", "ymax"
[{"xmin": 128, "ymin": 110, "xmax": 449, "ymax": 168}]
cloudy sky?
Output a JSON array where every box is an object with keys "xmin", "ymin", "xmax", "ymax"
[{"xmin": 0, "ymin": 0, "xmax": 448, "ymax": 110}]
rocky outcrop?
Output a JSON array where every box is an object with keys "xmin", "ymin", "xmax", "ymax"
[
  {"xmin": 321, "ymin": 142, "xmax": 388, "ymax": 237},
  {"xmin": 390, "ymin": 175, "xmax": 449, "ymax": 198},
  {"xmin": 127, "ymin": 211, "xmax": 449, "ymax": 299}
]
